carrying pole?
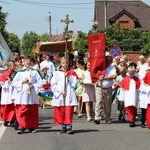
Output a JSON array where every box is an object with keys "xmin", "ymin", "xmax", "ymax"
[{"xmin": 60, "ymin": 15, "xmax": 74, "ymax": 106}]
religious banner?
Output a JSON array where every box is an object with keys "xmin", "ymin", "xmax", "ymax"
[{"xmin": 88, "ymin": 33, "xmax": 106, "ymax": 83}]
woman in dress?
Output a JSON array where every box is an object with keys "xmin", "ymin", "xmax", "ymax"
[{"xmin": 82, "ymin": 61, "xmax": 95, "ymax": 122}]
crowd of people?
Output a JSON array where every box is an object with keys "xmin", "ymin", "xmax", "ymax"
[{"xmin": 1, "ymin": 51, "xmax": 150, "ymax": 135}]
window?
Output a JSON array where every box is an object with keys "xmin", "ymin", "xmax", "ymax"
[{"xmin": 119, "ymin": 21, "xmax": 129, "ymax": 29}]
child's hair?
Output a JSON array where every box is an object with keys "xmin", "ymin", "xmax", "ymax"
[
  {"xmin": 30, "ymin": 56, "xmax": 36, "ymax": 64},
  {"xmin": 6, "ymin": 60, "xmax": 14, "ymax": 68},
  {"xmin": 24, "ymin": 56, "xmax": 31, "ymax": 60},
  {"xmin": 69, "ymin": 53, "xmax": 74, "ymax": 61},
  {"xmin": 68, "ymin": 60, "xmax": 76, "ymax": 69},
  {"xmin": 78, "ymin": 59, "xmax": 85, "ymax": 66},
  {"xmin": 128, "ymin": 62, "xmax": 137, "ymax": 70},
  {"xmin": 118, "ymin": 66, "xmax": 126, "ymax": 72},
  {"xmin": 15, "ymin": 57, "xmax": 22, "ymax": 63},
  {"xmin": 127, "ymin": 66, "xmax": 135, "ymax": 72}
]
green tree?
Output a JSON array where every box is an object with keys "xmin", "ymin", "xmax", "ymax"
[
  {"xmin": 0, "ymin": 6, "xmax": 8, "ymax": 33},
  {"xmin": 141, "ymin": 31, "xmax": 150, "ymax": 56},
  {"xmin": 39, "ymin": 33, "xmax": 49, "ymax": 42},
  {"xmin": 102, "ymin": 25, "xmax": 143, "ymax": 51},
  {"xmin": 6, "ymin": 32, "xmax": 20, "ymax": 52},
  {"xmin": 21, "ymin": 31, "xmax": 38, "ymax": 56},
  {"xmin": 0, "ymin": 6, "xmax": 9, "ymax": 42},
  {"xmin": 75, "ymin": 25, "xmax": 150, "ymax": 55},
  {"xmin": 74, "ymin": 31, "xmax": 88, "ymax": 54}
]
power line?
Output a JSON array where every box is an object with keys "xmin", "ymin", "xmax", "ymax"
[
  {"xmin": 12, "ymin": 0, "xmax": 93, "ymax": 6},
  {"xmin": 10, "ymin": 0, "xmax": 94, "ymax": 9},
  {"xmin": 0, "ymin": 1, "xmax": 9, "ymax": 4},
  {"xmin": 10, "ymin": 0, "xmax": 149, "ymax": 9}
]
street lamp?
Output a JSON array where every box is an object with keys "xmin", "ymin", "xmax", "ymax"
[{"xmin": 92, "ymin": 19, "xmax": 98, "ymax": 32}]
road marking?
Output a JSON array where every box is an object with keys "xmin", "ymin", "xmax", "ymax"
[{"xmin": 0, "ymin": 123, "xmax": 7, "ymax": 140}]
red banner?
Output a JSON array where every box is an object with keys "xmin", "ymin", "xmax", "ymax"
[{"xmin": 88, "ymin": 33, "xmax": 106, "ymax": 83}]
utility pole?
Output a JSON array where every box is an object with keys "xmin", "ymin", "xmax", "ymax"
[
  {"xmin": 49, "ymin": 12, "xmax": 52, "ymax": 40},
  {"xmin": 104, "ymin": 0, "xmax": 107, "ymax": 28}
]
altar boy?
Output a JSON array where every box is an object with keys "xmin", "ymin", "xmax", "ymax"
[
  {"xmin": 142, "ymin": 68, "xmax": 150, "ymax": 128},
  {"xmin": 0, "ymin": 61, "xmax": 16, "ymax": 127},
  {"xmin": 12, "ymin": 56, "xmax": 43, "ymax": 134},
  {"xmin": 51, "ymin": 57, "xmax": 78, "ymax": 134},
  {"xmin": 119, "ymin": 63, "xmax": 141, "ymax": 127}
]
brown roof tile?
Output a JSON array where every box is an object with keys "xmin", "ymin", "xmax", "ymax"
[{"xmin": 50, "ymin": 34, "xmax": 64, "ymax": 42}]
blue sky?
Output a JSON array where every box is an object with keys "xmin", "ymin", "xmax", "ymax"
[{"xmin": 0, "ymin": 0, "xmax": 150, "ymax": 38}]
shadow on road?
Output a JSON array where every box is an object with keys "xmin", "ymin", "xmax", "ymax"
[
  {"xmin": 37, "ymin": 127, "xmax": 101, "ymax": 134},
  {"xmin": 73, "ymin": 129, "xmax": 99, "ymax": 134}
]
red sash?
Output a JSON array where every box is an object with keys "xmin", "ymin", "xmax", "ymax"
[{"xmin": 143, "ymin": 71, "xmax": 150, "ymax": 85}]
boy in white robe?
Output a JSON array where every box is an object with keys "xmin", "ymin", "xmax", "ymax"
[
  {"xmin": 0, "ymin": 61, "xmax": 16, "ymax": 127},
  {"xmin": 51, "ymin": 57, "xmax": 78, "ymax": 134},
  {"xmin": 140, "ymin": 68, "xmax": 150, "ymax": 129},
  {"xmin": 119, "ymin": 63, "xmax": 141, "ymax": 127},
  {"xmin": 12, "ymin": 56, "xmax": 43, "ymax": 134},
  {"xmin": 138, "ymin": 68, "xmax": 150, "ymax": 128}
]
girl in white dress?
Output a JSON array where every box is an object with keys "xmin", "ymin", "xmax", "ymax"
[
  {"xmin": 82, "ymin": 61, "xmax": 95, "ymax": 122},
  {"xmin": 74, "ymin": 59, "xmax": 85, "ymax": 117},
  {"xmin": 115, "ymin": 66, "xmax": 127, "ymax": 122}
]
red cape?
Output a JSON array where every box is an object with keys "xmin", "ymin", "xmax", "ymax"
[
  {"xmin": 119, "ymin": 76, "xmax": 141, "ymax": 90},
  {"xmin": 143, "ymin": 71, "xmax": 150, "ymax": 85},
  {"xmin": 67, "ymin": 69, "xmax": 78, "ymax": 79},
  {"xmin": 0, "ymin": 74, "xmax": 3, "ymax": 82},
  {"xmin": 0, "ymin": 70, "xmax": 11, "ymax": 82}
]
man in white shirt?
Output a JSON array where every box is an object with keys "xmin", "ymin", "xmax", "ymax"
[
  {"xmin": 40, "ymin": 54, "xmax": 55, "ymax": 83},
  {"xmin": 94, "ymin": 56, "xmax": 117, "ymax": 124}
]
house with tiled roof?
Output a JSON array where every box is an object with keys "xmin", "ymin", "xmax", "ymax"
[{"xmin": 94, "ymin": 0, "xmax": 150, "ymax": 30}]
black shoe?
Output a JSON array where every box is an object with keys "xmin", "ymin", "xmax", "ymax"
[
  {"xmin": 121, "ymin": 117, "xmax": 127, "ymax": 123},
  {"xmin": 29, "ymin": 128, "xmax": 37, "ymax": 133},
  {"xmin": 17, "ymin": 128, "xmax": 24, "ymax": 134},
  {"xmin": 94, "ymin": 120, "xmax": 100, "ymax": 124},
  {"xmin": 10, "ymin": 121, "xmax": 15, "ymax": 127},
  {"xmin": 4, "ymin": 121, "xmax": 9, "ymax": 127},
  {"xmin": 60, "ymin": 127, "xmax": 67, "ymax": 133},
  {"xmin": 14, "ymin": 122, "xmax": 19, "ymax": 130},
  {"xmin": 129, "ymin": 122, "xmax": 136, "ymax": 127},
  {"xmin": 73, "ymin": 111, "xmax": 77, "ymax": 115},
  {"xmin": 118, "ymin": 114, "xmax": 122, "ymax": 121},
  {"xmin": 141, "ymin": 124, "xmax": 145, "ymax": 128},
  {"xmin": 66, "ymin": 128, "xmax": 74, "ymax": 134}
]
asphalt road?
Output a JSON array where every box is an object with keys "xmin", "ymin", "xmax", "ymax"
[{"xmin": 0, "ymin": 104, "xmax": 150, "ymax": 150}]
